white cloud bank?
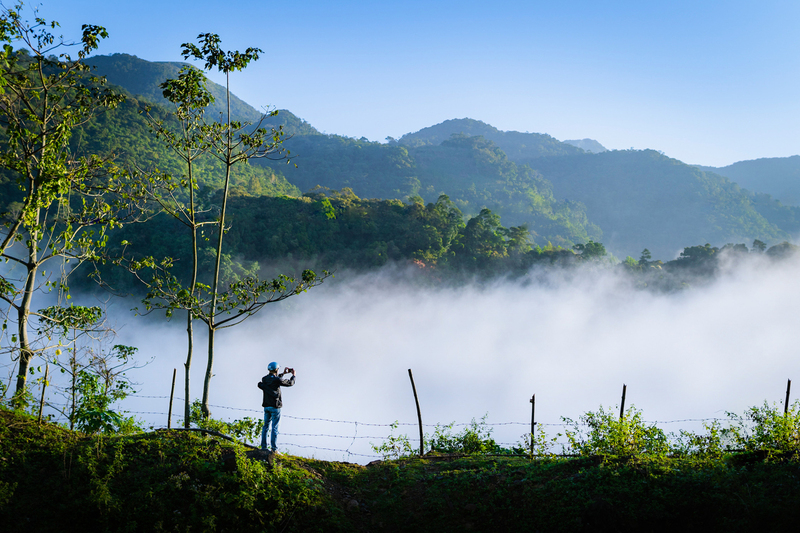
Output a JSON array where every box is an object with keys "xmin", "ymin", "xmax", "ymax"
[{"xmin": 107, "ymin": 256, "xmax": 800, "ymax": 462}]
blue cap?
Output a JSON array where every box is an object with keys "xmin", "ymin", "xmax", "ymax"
[{"xmin": 267, "ymin": 362, "xmax": 279, "ymax": 372}]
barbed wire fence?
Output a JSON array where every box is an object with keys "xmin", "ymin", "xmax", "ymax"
[
  {"xmin": 27, "ymin": 391, "xmax": 735, "ymax": 461},
  {"xmin": 3, "ymin": 376, "xmax": 790, "ymax": 463}
]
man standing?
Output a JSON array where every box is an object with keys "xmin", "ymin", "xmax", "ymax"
[{"xmin": 258, "ymin": 362, "xmax": 296, "ymax": 452}]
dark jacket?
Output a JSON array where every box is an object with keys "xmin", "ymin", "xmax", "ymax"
[{"xmin": 258, "ymin": 373, "xmax": 295, "ymax": 408}]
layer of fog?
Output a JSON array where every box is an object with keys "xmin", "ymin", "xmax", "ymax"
[{"xmin": 70, "ymin": 255, "xmax": 800, "ymax": 462}]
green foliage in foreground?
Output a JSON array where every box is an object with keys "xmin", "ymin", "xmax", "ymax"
[
  {"xmin": 0, "ymin": 408, "xmax": 333, "ymax": 533},
  {"xmin": 372, "ymin": 416, "xmax": 512, "ymax": 460},
  {"xmin": 5, "ymin": 405, "xmax": 800, "ymax": 532},
  {"xmin": 188, "ymin": 399, "xmax": 264, "ymax": 445},
  {"xmin": 562, "ymin": 406, "xmax": 671, "ymax": 459}
]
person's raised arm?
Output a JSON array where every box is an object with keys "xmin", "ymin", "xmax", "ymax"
[{"xmin": 280, "ymin": 369, "xmax": 296, "ymax": 386}]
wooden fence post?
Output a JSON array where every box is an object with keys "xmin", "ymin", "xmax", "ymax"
[
  {"xmin": 408, "ymin": 369, "xmax": 424, "ymax": 456},
  {"xmin": 168, "ymin": 368, "xmax": 176, "ymax": 429},
  {"xmin": 529, "ymin": 394, "xmax": 535, "ymax": 457},
  {"xmin": 785, "ymin": 379, "xmax": 792, "ymax": 415},
  {"xmin": 619, "ymin": 383, "xmax": 627, "ymax": 420}
]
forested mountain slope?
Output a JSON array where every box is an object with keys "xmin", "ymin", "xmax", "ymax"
[
  {"xmin": 87, "ymin": 55, "xmax": 599, "ymax": 248},
  {"xmin": 49, "ymin": 54, "xmax": 800, "ymax": 262},
  {"xmin": 699, "ymin": 155, "xmax": 800, "ymax": 207},
  {"xmin": 564, "ymin": 138, "xmax": 607, "ymax": 153},
  {"xmin": 87, "ymin": 53, "xmax": 318, "ymax": 135},
  {"xmin": 395, "ymin": 118, "xmax": 585, "ymax": 160},
  {"xmin": 254, "ymin": 134, "xmax": 600, "ymax": 247},
  {"xmin": 409, "ymin": 135, "xmax": 600, "ymax": 244},
  {"xmin": 528, "ymin": 150, "xmax": 791, "ymax": 259},
  {"xmin": 69, "ymin": 94, "xmax": 301, "ymax": 198}
]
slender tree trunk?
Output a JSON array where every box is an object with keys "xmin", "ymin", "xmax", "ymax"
[
  {"xmin": 70, "ymin": 348, "xmax": 77, "ymax": 430},
  {"xmin": 201, "ymin": 68, "xmax": 233, "ymax": 419},
  {"xmin": 14, "ymin": 262, "xmax": 38, "ymax": 401},
  {"xmin": 13, "ymin": 61, "xmax": 48, "ymax": 404},
  {"xmin": 184, "ymin": 148, "xmax": 199, "ymax": 427},
  {"xmin": 202, "ymin": 323, "xmax": 215, "ymax": 418},
  {"xmin": 185, "ymin": 312, "xmax": 193, "ymax": 427},
  {"xmin": 13, "ymin": 211, "xmax": 40, "ymax": 403}
]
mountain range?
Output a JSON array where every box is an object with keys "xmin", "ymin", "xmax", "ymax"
[
  {"xmin": 696, "ymin": 156, "xmax": 800, "ymax": 207},
  {"xmin": 82, "ymin": 53, "xmax": 800, "ymax": 261}
]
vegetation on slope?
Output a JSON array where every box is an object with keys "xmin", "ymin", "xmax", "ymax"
[
  {"xmin": 93, "ymin": 189, "xmax": 562, "ymax": 291},
  {"xmin": 528, "ymin": 150, "xmax": 792, "ymax": 259},
  {"xmin": 87, "ymin": 53, "xmax": 319, "ymax": 136},
  {"xmin": 255, "ymin": 134, "xmax": 600, "ymax": 248},
  {"xmin": 701, "ymin": 155, "xmax": 800, "ymax": 207},
  {"xmin": 82, "ymin": 55, "xmax": 800, "ymax": 258},
  {"xmin": 394, "ymin": 117, "xmax": 585, "ymax": 160},
  {"xmin": 409, "ymin": 134, "xmax": 600, "ymax": 244},
  {"xmin": 68, "ymin": 89, "xmax": 301, "ymax": 198},
  {"xmin": 563, "ymin": 138, "xmax": 607, "ymax": 153},
  {"xmin": 4, "ymin": 401, "xmax": 800, "ymax": 532},
  {"xmin": 92, "ymin": 179, "xmax": 799, "ymax": 296}
]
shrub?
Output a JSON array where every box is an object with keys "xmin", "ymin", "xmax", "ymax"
[
  {"xmin": 725, "ymin": 401, "xmax": 800, "ymax": 456},
  {"xmin": 370, "ymin": 421, "xmax": 417, "ymax": 460},
  {"xmin": 189, "ymin": 400, "xmax": 263, "ymax": 445},
  {"xmin": 563, "ymin": 405, "xmax": 669, "ymax": 460},
  {"xmin": 371, "ymin": 415, "xmax": 515, "ymax": 459},
  {"xmin": 428, "ymin": 416, "xmax": 502, "ymax": 455}
]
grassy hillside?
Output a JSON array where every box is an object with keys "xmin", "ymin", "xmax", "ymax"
[{"xmin": 3, "ymin": 407, "xmax": 800, "ymax": 532}]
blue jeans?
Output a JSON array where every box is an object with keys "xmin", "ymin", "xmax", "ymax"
[{"xmin": 261, "ymin": 407, "xmax": 281, "ymax": 451}]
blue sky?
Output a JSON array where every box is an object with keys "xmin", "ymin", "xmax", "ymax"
[{"xmin": 34, "ymin": 0, "xmax": 800, "ymax": 166}]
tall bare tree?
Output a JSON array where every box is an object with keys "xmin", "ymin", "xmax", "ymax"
[{"xmin": 124, "ymin": 34, "xmax": 328, "ymax": 420}]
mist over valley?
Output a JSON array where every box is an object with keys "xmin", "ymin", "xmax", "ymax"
[
  {"xmin": 4, "ymin": 48, "xmax": 800, "ymax": 458},
  {"xmin": 105, "ymin": 253, "xmax": 800, "ymax": 462}
]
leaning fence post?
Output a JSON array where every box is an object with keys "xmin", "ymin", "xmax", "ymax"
[
  {"xmin": 168, "ymin": 368, "xmax": 177, "ymax": 429},
  {"xmin": 619, "ymin": 383, "xmax": 627, "ymax": 420},
  {"xmin": 408, "ymin": 369, "xmax": 424, "ymax": 457},
  {"xmin": 785, "ymin": 379, "xmax": 792, "ymax": 415},
  {"xmin": 529, "ymin": 394, "xmax": 536, "ymax": 458}
]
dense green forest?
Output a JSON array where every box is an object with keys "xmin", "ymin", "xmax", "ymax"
[
  {"xmin": 252, "ymin": 132, "xmax": 599, "ymax": 247},
  {"xmin": 391, "ymin": 120, "xmax": 800, "ymax": 260},
  {"xmin": 77, "ymin": 54, "xmax": 800, "ymax": 264},
  {"xmin": 93, "ymin": 182, "xmax": 799, "ymax": 296},
  {"xmin": 526, "ymin": 150, "xmax": 793, "ymax": 259},
  {"xmin": 95, "ymin": 188, "xmax": 590, "ymax": 292},
  {"xmin": 69, "ymin": 93, "xmax": 301, "ymax": 198}
]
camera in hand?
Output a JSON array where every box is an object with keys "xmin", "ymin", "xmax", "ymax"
[{"xmin": 282, "ymin": 367, "xmax": 294, "ymax": 375}]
